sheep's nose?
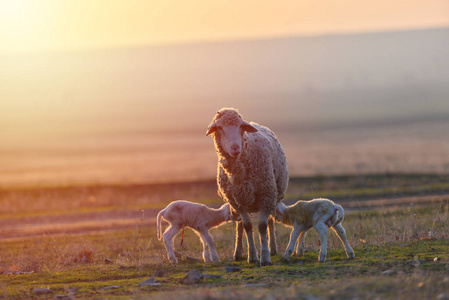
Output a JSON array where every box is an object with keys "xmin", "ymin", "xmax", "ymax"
[{"xmin": 230, "ymin": 143, "xmax": 241, "ymax": 156}]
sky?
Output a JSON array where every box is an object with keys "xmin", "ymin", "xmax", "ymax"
[{"xmin": 1, "ymin": 0, "xmax": 448, "ymax": 52}]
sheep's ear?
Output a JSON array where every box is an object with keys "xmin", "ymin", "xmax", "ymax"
[
  {"xmin": 206, "ymin": 122, "xmax": 217, "ymax": 136},
  {"xmin": 241, "ymin": 121, "xmax": 257, "ymax": 133}
]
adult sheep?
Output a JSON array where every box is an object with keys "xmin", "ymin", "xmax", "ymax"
[{"xmin": 206, "ymin": 108, "xmax": 289, "ymax": 266}]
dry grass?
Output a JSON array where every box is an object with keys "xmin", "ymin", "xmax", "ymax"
[{"xmin": 1, "ymin": 174, "xmax": 449, "ymax": 299}]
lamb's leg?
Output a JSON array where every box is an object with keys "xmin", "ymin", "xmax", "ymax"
[
  {"xmin": 240, "ymin": 211, "xmax": 258, "ymax": 264},
  {"xmin": 331, "ymin": 223, "xmax": 355, "ymax": 259},
  {"xmin": 295, "ymin": 230, "xmax": 308, "ymax": 256},
  {"xmin": 258, "ymin": 211, "xmax": 272, "ymax": 266},
  {"xmin": 163, "ymin": 225, "xmax": 180, "ymax": 264},
  {"xmin": 200, "ymin": 230, "xmax": 220, "ymax": 263},
  {"xmin": 315, "ymin": 222, "xmax": 329, "ymax": 262},
  {"xmin": 234, "ymin": 221, "xmax": 244, "ymax": 261},
  {"xmin": 268, "ymin": 217, "xmax": 277, "ymax": 256},
  {"xmin": 283, "ymin": 225, "xmax": 303, "ymax": 261},
  {"xmin": 198, "ymin": 234, "xmax": 211, "ymax": 262}
]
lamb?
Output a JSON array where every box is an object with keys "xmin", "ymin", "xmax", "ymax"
[
  {"xmin": 157, "ymin": 200, "xmax": 231, "ymax": 264},
  {"xmin": 275, "ymin": 198, "xmax": 355, "ymax": 262},
  {"xmin": 206, "ymin": 108, "xmax": 289, "ymax": 266}
]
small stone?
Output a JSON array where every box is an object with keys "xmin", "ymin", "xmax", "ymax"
[
  {"xmin": 104, "ymin": 258, "xmax": 113, "ymax": 264},
  {"xmin": 53, "ymin": 295, "xmax": 74, "ymax": 300},
  {"xmin": 405, "ymin": 259, "xmax": 425, "ymax": 267},
  {"xmin": 225, "ymin": 266, "xmax": 241, "ymax": 273},
  {"xmin": 245, "ymin": 283, "xmax": 267, "ymax": 287},
  {"xmin": 139, "ymin": 278, "xmax": 161, "ymax": 287},
  {"xmin": 180, "ymin": 269, "xmax": 203, "ymax": 284},
  {"xmin": 381, "ymin": 270, "xmax": 396, "ymax": 276},
  {"xmin": 104, "ymin": 285, "xmax": 120, "ymax": 290},
  {"xmin": 302, "ymin": 295, "xmax": 322, "ymax": 300},
  {"xmin": 203, "ymin": 273, "xmax": 222, "ymax": 279},
  {"xmin": 33, "ymin": 288, "xmax": 53, "ymax": 295},
  {"xmin": 434, "ymin": 257, "xmax": 441, "ymax": 262},
  {"xmin": 185, "ymin": 255, "xmax": 200, "ymax": 262},
  {"xmin": 437, "ymin": 293, "xmax": 449, "ymax": 300},
  {"xmin": 154, "ymin": 270, "xmax": 169, "ymax": 277}
]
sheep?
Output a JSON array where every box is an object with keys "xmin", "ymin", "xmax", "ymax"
[
  {"xmin": 275, "ymin": 198, "xmax": 355, "ymax": 262},
  {"xmin": 157, "ymin": 200, "xmax": 231, "ymax": 264},
  {"xmin": 206, "ymin": 107, "xmax": 289, "ymax": 266}
]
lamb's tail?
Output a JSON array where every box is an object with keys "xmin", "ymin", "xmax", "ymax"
[
  {"xmin": 157, "ymin": 209, "xmax": 164, "ymax": 240},
  {"xmin": 332, "ymin": 204, "xmax": 345, "ymax": 227}
]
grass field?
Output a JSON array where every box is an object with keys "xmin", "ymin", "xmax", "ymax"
[{"xmin": 1, "ymin": 173, "xmax": 449, "ymax": 299}]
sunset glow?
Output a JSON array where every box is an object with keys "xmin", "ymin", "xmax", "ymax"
[
  {"xmin": 0, "ymin": 0, "xmax": 448, "ymax": 52},
  {"xmin": 1, "ymin": 0, "xmax": 449, "ymax": 188}
]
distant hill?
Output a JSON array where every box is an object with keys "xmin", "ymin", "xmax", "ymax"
[{"xmin": 1, "ymin": 27, "xmax": 448, "ymax": 136}]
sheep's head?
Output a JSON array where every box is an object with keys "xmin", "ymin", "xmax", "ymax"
[{"xmin": 206, "ymin": 108, "xmax": 257, "ymax": 158}]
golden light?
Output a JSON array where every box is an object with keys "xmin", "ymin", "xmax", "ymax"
[
  {"xmin": 1, "ymin": 0, "xmax": 31, "ymax": 21},
  {"xmin": 0, "ymin": 0, "xmax": 42, "ymax": 52}
]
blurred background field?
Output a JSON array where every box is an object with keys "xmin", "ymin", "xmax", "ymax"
[{"xmin": 1, "ymin": 27, "xmax": 449, "ymax": 189}]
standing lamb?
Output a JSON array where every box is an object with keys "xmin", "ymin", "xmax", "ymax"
[
  {"xmin": 275, "ymin": 198, "xmax": 355, "ymax": 262},
  {"xmin": 157, "ymin": 200, "xmax": 231, "ymax": 264},
  {"xmin": 206, "ymin": 108, "xmax": 289, "ymax": 266}
]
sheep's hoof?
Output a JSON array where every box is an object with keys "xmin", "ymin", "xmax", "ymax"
[
  {"xmin": 347, "ymin": 252, "xmax": 355, "ymax": 259},
  {"xmin": 260, "ymin": 259, "xmax": 272, "ymax": 267},
  {"xmin": 234, "ymin": 253, "xmax": 243, "ymax": 261},
  {"xmin": 281, "ymin": 256, "xmax": 290, "ymax": 263},
  {"xmin": 319, "ymin": 255, "xmax": 326, "ymax": 262},
  {"xmin": 248, "ymin": 257, "xmax": 259, "ymax": 264}
]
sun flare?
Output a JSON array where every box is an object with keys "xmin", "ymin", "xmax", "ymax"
[{"xmin": 0, "ymin": 0, "xmax": 42, "ymax": 51}]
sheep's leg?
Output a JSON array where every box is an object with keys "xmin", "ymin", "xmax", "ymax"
[
  {"xmin": 200, "ymin": 230, "xmax": 220, "ymax": 263},
  {"xmin": 240, "ymin": 212, "xmax": 258, "ymax": 264},
  {"xmin": 315, "ymin": 222, "xmax": 329, "ymax": 262},
  {"xmin": 234, "ymin": 221, "xmax": 244, "ymax": 261},
  {"xmin": 331, "ymin": 223, "xmax": 355, "ymax": 259},
  {"xmin": 268, "ymin": 217, "xmax": 277, "ymax": 256},
  {"xmin": 294, "ymin": 230, "xmax": 307, "ymax": 256},
  {"xmin": 163, "ymin": 225, "xmax": 180, "ymax": 264},
  {"xmin": 283, "ymin": 225, "xmax": 303, "ymax": 261},
  {"xmin": 258, "ymin": 211, "xmax": 272, "ymax": 266}
]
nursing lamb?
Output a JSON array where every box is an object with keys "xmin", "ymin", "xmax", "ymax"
[
  {"xmin": 157, "ymin": 200, "xmax": 231, "ymax": 264},
  {"xmin": 276, "ymin": 198, "xmax": 355, "ymax": 262},
  {"xmin": 206, "ymin": 108, "xmax": 289, "ymax": 266}
]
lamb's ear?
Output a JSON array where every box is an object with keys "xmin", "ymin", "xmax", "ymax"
[
  {"xmin": 206, "ymin": 122, "xmax": 217, "ymax": 136},
  {"xmin": 275, "ymin": 202, "xmax": 287, "ymax": 220},
  {"xmin": 275, "ymin": 206, "xmax": 284, "ymax": 220},
  {"xmin": 241, "ymin": 121, "xmax": 258, "ymax": 133}
]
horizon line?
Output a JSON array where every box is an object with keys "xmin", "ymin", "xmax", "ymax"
[{"xmin": 1, "ymin": 25, "xmax": 448, "ymax": 55}]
